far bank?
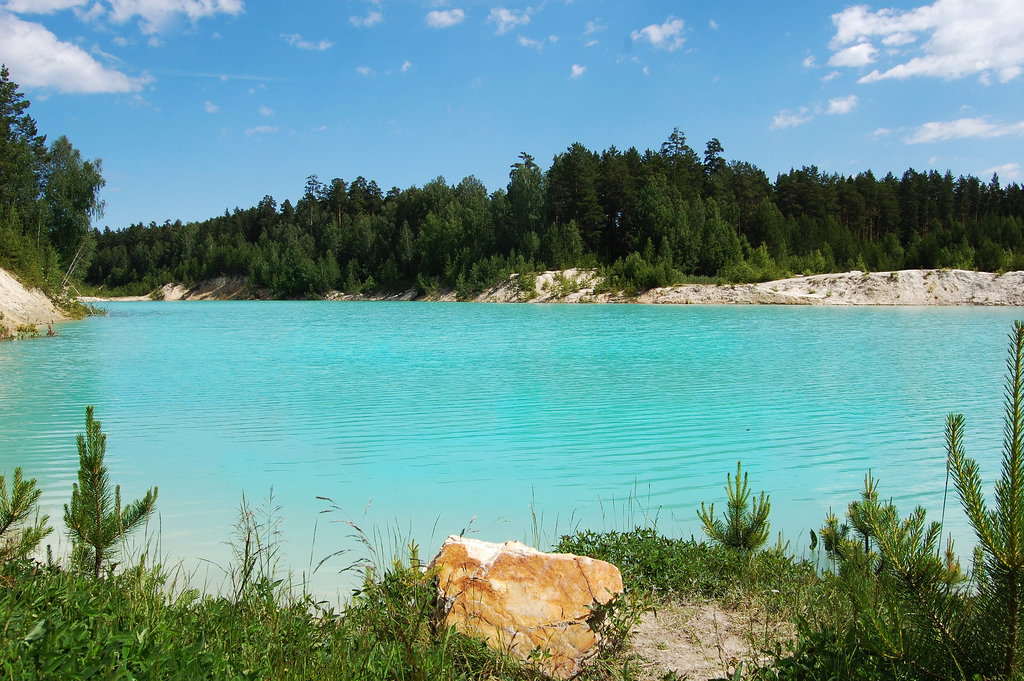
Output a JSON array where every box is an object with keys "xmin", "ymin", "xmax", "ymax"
[{"xmin": 78, "ymin": 268, "xmax": 1024, "ymax": 307}]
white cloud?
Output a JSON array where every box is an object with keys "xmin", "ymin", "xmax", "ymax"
[
  {"xmin": 282, "ymin": 33, "xmax": 333, "ymax": 51},
  {"xmin": 802, "ymin": 55, "xmax": 817, "ymax": 67},
  {"xmin": 984, "ymin": 162, "xmax": 1022, "ymax": 181},
  {"xmin": 147, "ymin": 35, "xmax": 160, "ymax": 46},
  {"xmin": 906, "ymin": 116, "xmax": 1024, "ymax": 143},
  {"xmin": 771, "ymin": 108, "xmax": 813, "ymax": 130},
  {"xmin": 401, "ymin": 60, "xmax": 412, "ymax": 73},
  {"xmin": 0, "ymin": 11, "xmax": 148, "ymax": 92},
  {"xmin": 0, "ymin": 0, "xmax": 86, "ymax": 13},
  {"xmin": 643, "ymin": 66, "xmax": 650, "ymax": 75},
  {"xmin": 548, "ymin": 34, "xmax": 557, "ymax": 43},
  {"xmin": 356, "ymin": 66, "xmax": 374, "ymax": 76},
  {"xmin": 584, "ymin": 19, "xmax": 605, "ymax": 35},
  {"xmin": 822, "ymin": 70, "xmax": 841, "ymax": 81},
  {"xmin": 75, "ymin": 1, "xmax": 105, "ymax": 22},
  {"xmin": 245, "ymin": 125, "xmax": 278, "ymax": 136},
  {"xmin": 204, "ymin": 100, "xmax": 218, "ymax": 112},
  {"xmin": 871, "ymin": 127, "xmax": 891, "ymax": 137},
  {"xmin": 631, "ymin": 17, "xmax": 685, "ymax": 51},
  {"xmin": 826, "ymin": 94, "xmax": 858, "ymax": 114},
  {"xmin": 570, "ymin": 63, "xmax": 585, "ymax": 78},
  {"xmin": 426, "ymin": 9, "xmax": 464, "ymax": 28},
  {"xmin": 112, "ymin": 35, "xmax": 129, "ymax": 45},
  {"xmin": 828, "ymin": 42, "xmax": 878, "ymax": 67},
  {"xmin": 584, "ymin": 39, "xmax": 597, "ymax": 47},
  {"xmin": 258, "ymin": 104, "xmax": 273, "ymax": 116},
  {"xmin": 518, "ymin": 35, "xmax": 542, "ymax": 50},
  {"xmin": 349, "ymin": 10, "xmax": 382, "ymax": 28},
  {"xmin": 828, "ymin": 0, "xmax": 1024, "ymax": 83},
  {"xmin": 488, "ymin": 6, "xmax": 531, "ymax": 35},
  {"xmin": 1, "ymin": 0, "xmax": 243, "ymax": 32},
  {"xmin": 709, "ymin": 19, "xmax": 718, "ymax": 30},
  {"xmin": 107, "ymin": 0, "xmax": 243, "ymax": 33}
]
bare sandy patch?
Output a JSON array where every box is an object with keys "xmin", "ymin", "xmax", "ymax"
[{"xmin": 630, "ymin": 600, "xmax": 793, "ymax": 681}]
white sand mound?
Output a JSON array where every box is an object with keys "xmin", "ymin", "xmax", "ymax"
[
  {"xmin": 640, "ymin": 269, "xmax": 1024, "ymax": 306},
  {"xmin": 0, "ymin": 267, "xmax": 67, "ymax": 328},
  {"xmin": 464, "ymin": 268, "xmax": 1024, "ymax": 306}
]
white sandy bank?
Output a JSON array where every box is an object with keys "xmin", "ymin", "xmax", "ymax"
[
  {"xmin": 0, "ymin": 267, "xmax": 68, "ymax": 327},
  {"xmin": 331, "ymin": 268, "xmax": 1024, "ymax": 306}
]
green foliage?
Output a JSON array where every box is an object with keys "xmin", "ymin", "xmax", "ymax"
[
  {"xmin": 0, "ymin": 468, "xmax": 51, "ymax": 564},
  {"xmin": 778, "ymin": 319, "xmax": 1024, "ymax": 680},
  {"xmin": 63, "ymin": 406, "xmax": 157, "ymax": 578},
  {"xmin": 698, "ymin": 461, "xmax": 771, "ymax": 553},
  {"xmin": 81, "ymin": 130, "xmax": 1024, "ymax": 299},
  {"xmin": 0, "ymin": 68, "xmax": 103, "ymax": 298},
  {"xmin": 554, "ymin": 527, "xmax": 815, "ymax": 604}
]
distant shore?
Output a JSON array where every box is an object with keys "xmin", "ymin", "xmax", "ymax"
[{"xmin": 74, "ymin": 268, "xmax": 1024, "ymax": 307}]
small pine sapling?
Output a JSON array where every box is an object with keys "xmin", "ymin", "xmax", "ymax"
[
  {"xmin": 63, "ymin": 406, "xmax": 157, "ymax": 578},
  {"xmin": 0, "ymin": 468, "xmax": 52, "ymax": 563},
  {"xmin": 698, "ymin": 461, "xmax": 771, "ymax": 553}
]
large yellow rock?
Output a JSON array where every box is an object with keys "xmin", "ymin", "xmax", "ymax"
[{"xmin": 428, "ymin": 536, "xmax": 623, "ymax": 679}]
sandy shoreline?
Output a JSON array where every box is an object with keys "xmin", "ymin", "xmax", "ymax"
[{"xmin": 73, "ymin": 268, "xmax": 1024, "ymax": 307}]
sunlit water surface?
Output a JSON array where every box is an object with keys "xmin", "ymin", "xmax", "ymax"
[{"xmin": 1, "ymin": 301, "xmax": 1020, "ymax": 599}]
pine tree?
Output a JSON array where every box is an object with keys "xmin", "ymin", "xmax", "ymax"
[
  {"xmin": 0, "ymin": 467, "xmax": 51, "ymax": 563},
  {"xmin": 63, "ymin": 406, "xmax": 157, "ymax": 578},
  {"xmin": 698, "ymin": 461, "xmax": 771, "ymax": 552},
  {"xmin": 947, "ymin": 319, "xmax": 1024, "ymax": 676}
]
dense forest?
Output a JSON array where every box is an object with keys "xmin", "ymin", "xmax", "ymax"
[
  {"xmin": 87, "ymin": 134, "xmax": 1024, "ymax": 299},
  {"xmin": 3, "ymin": 67, "xmax": 1024, "ymax": 300},
  {"xmin": 0, "ymin": 68, "xmax": 104, "ymax": 300}
]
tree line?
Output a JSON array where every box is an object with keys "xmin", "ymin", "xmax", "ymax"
[
  {"xmin": 87, "ymin": 132, "xmax": 1024, "ymax": 298},
  {"xmin": 0, "ymin": 67, "xmax": 104, "ymax": 298},
  {"xmin": 3, "ymin": 66, "xmax": 1022, "ymax": 300}
]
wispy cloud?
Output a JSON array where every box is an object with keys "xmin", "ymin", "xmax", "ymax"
[
  {"xmin": 426, "ymin": 9, "xmax": 465, "ymax": 28},
  {"xmin": 245, "ymin": 125, "xmax": 278, "ymax": 136},
  {"xmin": 259, "ymin": 105, "xmax": 274, "ymax": 116},
  {"xmin": 984, "ymin": 162, "xmax": 1022, "ymax": 181},
  {"xmin": 518, "ymin": 35, "xmax": 542, "ymax": 51},
  {"xmin": 584, "ymin": 19, "xmax": 606, "ymax": 35},
  {"xmin": 906, "ymin": 117, "xmax": 1024, "ymax": 143},
  {"xmin": 349, "ymin": 11, "xmax": 383, "ymax": 28},
  {"xmin": 770, "ymin": 108, "xmax": 813, "ymax": 130},
  {"xmin": 709, "ymin": 19, "xmax": 719, "ymax": 30},
  {"xmin": 826, "ymin": 94, "xmax": 858, "ymax": 114},
  {"xmin": 357, "ymin": 66, "xmax": 375, "ymax": 76},
  {"xmin": 3, "ymin": 0, "xmax": 245, "ymax": 34},
  {"xmin": 871, "ymin": 127, "xmax": 891, "ymax": 137},
  {"xmin": 570, "ymin": 64, "xmax": 586, "ymax": 78},
  {"xmin": 282, "ymin": 34, "xmax": 334, "ymax": 51},
  {"xmin": 822, "ymin": 70, "xmax": 841, "ymax": 81},
  {"xmin": 401, "ymin": 60, "xmax": 412, "ymax": 73},
  {"xmin": 631, "ymin": 17, "xmax": 685, "ymax": 51},
  {"xmin": 488, "ymin": 7, "xmax": 532, "ymax": 35},
  {"xmin": 205, "ymin": 100, "xmax": 219, "ymax": 113}
]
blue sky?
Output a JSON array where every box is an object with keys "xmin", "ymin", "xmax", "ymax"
[{"xmin": 1, "ymin": 0, "xmax": 1022, "ymax": 230}]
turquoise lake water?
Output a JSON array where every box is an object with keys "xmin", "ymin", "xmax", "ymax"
[{"xmin": 1, "ymin": 301, "xmax": 1021, "ymax": 598}]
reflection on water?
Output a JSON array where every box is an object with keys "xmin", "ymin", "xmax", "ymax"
[{"xmin": 0, "ymin": 301, "xmax": 1020, "ymax": 598}]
